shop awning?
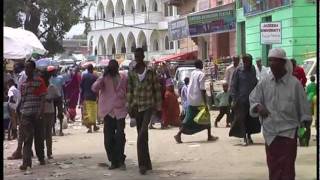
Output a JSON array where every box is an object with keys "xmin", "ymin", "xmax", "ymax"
[{"xmin": 155, "ymin": 51, "xmax": 197, "ymax": 64}]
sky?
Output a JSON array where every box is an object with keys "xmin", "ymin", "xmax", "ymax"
[{"xmin": 64, "ymin": 7, "xmax": 88, "ymax": 39}]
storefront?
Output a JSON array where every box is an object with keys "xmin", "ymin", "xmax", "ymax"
[
  {"xmin": 236, "ymin": 0, "xmax": 316, "ymax": 65},
  {"xmin": 168, "ymin": 4, "xmax": 236, "ymax": 60}
]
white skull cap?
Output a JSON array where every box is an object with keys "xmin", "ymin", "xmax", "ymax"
[{"xmin": 268, "ymin": 48, "xmax": 287, "ymax": 60}]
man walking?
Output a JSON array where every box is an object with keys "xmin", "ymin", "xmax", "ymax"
[
  {"xmin": 291, "ymin": 58, "xmax": 307, "ymax": 88},
  {"xmin": 174, "ymin": 60, "xmax": 218, "ymax": 143},
  {"xmin": 254, "ymin": 58, "xmax": 270, "ymax": 81},
  {"xmin": 224, "ymin": 56, "xmax": 240, "ymax": 90},
  {"xmin": 249, "ymin": 48, "xmax": 312, "ymax": 180},
  {"xmin": 229, "ymin": 54, "xmax": 260, "ymax": 146},
  {"xmin": 19, "ymin": 60, "xmax": 47, "ymax": 170},
  {"xmin": 80, "ymin": 64, "xmax": 99, "ymax": 133},
  {"xmin": 92, "ymin": 60, "xmax": 128, "ymax": 170},
  {"xmin": 127, "ymin": 48, "xmax": 162, "ymax": 175}
]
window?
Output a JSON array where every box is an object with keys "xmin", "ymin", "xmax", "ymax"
[
  {"xmin": 153, "ymin": 2, "xmax": 158, "ymax": 11},
  {"xmin": 141, "ymin": 5, "xmax": 146, "ymax": 12},
  {"xmin": 177, "ymin": 40, "xmax": 180, "ymax": 48},
  {"xmin": 154, "ymin": 41, "xmax": 159, "ymax": 51},
  {"xmin": 217, "ymin": 0, "xmax": 223, "ymax": 6},
  {"xmin": 192, "ymin": 7, "xmax": 195, "ymax": 12},
  {"xmin": 243, "ymin": 0, "xmax": 291, "ymax": 16},
  {"xmin": 165, "ymin": 36, "xmax": 169, "ymax": 50},
  {"xmin": 164, "ymin": 3, "xmax": 169, "ymax": 16},
  {"xmin": 170, "ymin": 41, "xmax": 174, "ymax": 49},
  {"xmin": 131, "ymin": 6, "xmax": 135, "ymax": 14}
]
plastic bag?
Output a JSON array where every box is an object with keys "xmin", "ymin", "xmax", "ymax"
[{"xmin": 193, "ymin": 107, "xmax": 211, "ymax": 125}]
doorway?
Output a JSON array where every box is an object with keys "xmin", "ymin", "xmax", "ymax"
[
  {"xmin": 262, "ymin": 16, "xmax": 272, "ymax": 66},
  {"xmin": 217, "ymin": 32, "xmax": 230, "ymax": 58}
]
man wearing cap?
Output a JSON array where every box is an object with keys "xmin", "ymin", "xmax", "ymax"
[{"xmin": 249, "ymin": 48, "xmax": 312, "ymax": 180}]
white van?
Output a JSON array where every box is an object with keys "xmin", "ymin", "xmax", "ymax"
[{"xmin": 302, "ymin": 57, "xmax": 316, "ymax": 86}]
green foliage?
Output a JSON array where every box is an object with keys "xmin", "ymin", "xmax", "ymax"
[{"xmin": 4, "ymin": 0, "xmax": 87, "ymax": 56}]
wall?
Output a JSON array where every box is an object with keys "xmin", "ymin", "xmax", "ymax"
[
  {"xmin": 209, "ymin": 0, "xmax": 236, "ymax": 59},
  {"xmin": 236, "ymin": 0, "xmax": 316, "ymax": 65}
]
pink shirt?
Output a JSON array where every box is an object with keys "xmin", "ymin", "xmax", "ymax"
[{"xmin": 91, "ymin": 72, "xmax": 128, "ymax": 119}]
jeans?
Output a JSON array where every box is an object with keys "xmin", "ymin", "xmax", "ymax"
[{"xmin": 104, "ymin": 115, "xmax": 126, "ymax": 165}]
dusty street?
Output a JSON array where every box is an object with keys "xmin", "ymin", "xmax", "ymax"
[{"xmin": 4, "ymin": 110, "xmax": 317, "ymax": 180}]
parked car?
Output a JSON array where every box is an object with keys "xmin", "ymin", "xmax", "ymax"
[
  {"xmin": 302, "ymin": 57, "xmax": 316, "ymax": 86},
  {"xmin": 174, "ymin": 66, "xmax": 196, "ymax": 95}
]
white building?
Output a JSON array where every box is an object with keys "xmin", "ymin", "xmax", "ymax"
[{"xmin": 85, "ymin": 0, "xmax": 180, "ymax": 62}]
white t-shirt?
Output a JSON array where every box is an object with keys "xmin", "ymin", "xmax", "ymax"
[
  {"xmin": 8, "ymin": 85, "xmax": 21, "ymax": 110},
  {"xmin": 255, "ymin": 65, "xmax": 270, "ymax": 81},
  {"xmin": 187, "ymin": 69, "xmax": 206, "ymax": 106}
]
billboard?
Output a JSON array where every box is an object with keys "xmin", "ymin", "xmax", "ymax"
[
  {"xmin": 168, "ymin": 18, "xmax": 189, "ymax": 41},
  {"xmin": 260, "ymin": 22, "xmax": 282, "ymax": 44},
  {"xmin": 187, "ymin": 9, "xmax": 236, "ymax": 37}
]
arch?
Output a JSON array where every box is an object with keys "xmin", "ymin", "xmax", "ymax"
[
  {"xmin": 106, "ymin": 0, "xmax": 115, "ymax": 19},
  {"xmin": 98, "ymin": 36, "xmax": 106, "ymax": 56},
  {"xmin": 89, "ymin": 36, "xmax": 94, "ymax": 55},
  {"xmin": 136, "ymin": 0, "xmax": 146, "ymax": 13},
  {"xmin": 88, "ymin": 3, "xmax": 96, "ymax": 20},
  {"xmin": 150, "ymin": 30, "xmax": 160, "ymax": 51},
  {"xmin": 115, "ymin": 0, "xmax": 125, "ymax": 16},
  {"xmin": 96, "ymin": 1, "xmax": 105, "ymax": 19},
  {"xmin": 127, "ymin": 32, "xmax": 136, "ymax": 53},
  {"xmin": 116, "ymin": 33, "xmax": 126, "ymax": 54},
  {"xmin": 107, "ymin": 35, "xmax": 116, "ymax": 56},
  {"xmin": 125, "ymin": 0, "xmax": 135, "ymax": 14},
  {"xmin": 165, "ymin": 36, "xmax": 169, "ymax": 50},
  {"xmin": 150, "ymin": 0, "xmax": 158, "ymax": 12},
  {"xmin": 137, "ymin": 31, "xmax": 147, "ymax": 51}
]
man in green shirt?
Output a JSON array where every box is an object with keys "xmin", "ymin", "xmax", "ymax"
[{"xmin": 127, "ymin": 48, "xmax": 162, "ymax": 175}]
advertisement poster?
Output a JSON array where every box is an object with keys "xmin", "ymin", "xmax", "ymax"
[
  {"xmin": 168, "ymin": 18, "xmax": 189, "ymax": 41},
  {"xmin": 187, "ymin": 9, "xmax": 236, "ymax": 37}
]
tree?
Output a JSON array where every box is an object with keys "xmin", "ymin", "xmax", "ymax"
[{"xmin": 4, "ymin": 0, "xmax": 87, "ymax": 56}]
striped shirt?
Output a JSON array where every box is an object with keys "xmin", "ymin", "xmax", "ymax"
[
  {"xmin": 127, "ymin": 67, "xmax": 162, "ymax": 112},
  {"xmin": 20, "ymin": 76, "xmax": 47, "ymax": 115}
]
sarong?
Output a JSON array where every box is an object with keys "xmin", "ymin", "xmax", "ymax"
[
  {"xmin": 181, "ymin": 106, "xmax": 210, "ymax": 135},
  {"xmin": 83, "ymin": 100, "xmax": 97, "ymax": 127}
]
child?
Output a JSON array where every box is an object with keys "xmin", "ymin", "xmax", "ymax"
[
  {"xmin": 214, "ymin": 82, "xmax": 231, "ymax": 128},
  {"xmin": 300, "ymin": 75, "xmax": 317, "ymax": 146}
]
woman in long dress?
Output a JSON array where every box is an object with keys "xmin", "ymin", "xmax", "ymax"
[{"xmin": 63, "ymin": 67, "xmax": 81, "ymax": 122}]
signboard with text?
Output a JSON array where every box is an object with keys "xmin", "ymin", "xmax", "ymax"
[
  {"xmin": 260, "ymin": 22, "xmax": 282, "ymax": 44},
  {"xmin": 168, "ymin": 18, "xmax": 189, "ymax": 41},
  {"xmin": 187, "ymin": 9, "xmax": 236, "ymax": 37}
]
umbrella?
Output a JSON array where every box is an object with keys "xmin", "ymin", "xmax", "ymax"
[
  {"xmin": 98, "ymin": 59, "xmax": 110, "ymax": 67},
  {"xmin": 4, "ymin": 26, "xmax": 47, "ymax": 59},
  {"xmin": 81, "ymin": 61, "xmax": 96, "ymax": 68},
  {"xmin": 36, "ymin": 58, "xmax": 59, "ymax": 70}
]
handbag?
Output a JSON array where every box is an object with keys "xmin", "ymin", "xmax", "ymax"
[{"xmin": 193, "ymin": 106, "xmax": 211, "ymax": 125}]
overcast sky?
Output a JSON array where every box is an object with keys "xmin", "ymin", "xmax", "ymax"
[{"xmin": 64, "ymin": 7, "xmax": 88, "ymax": 39}]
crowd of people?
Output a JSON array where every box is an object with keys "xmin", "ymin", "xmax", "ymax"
[{"xmin": 3, "ymin": 47, "xmax": 316, "ymax": 179}]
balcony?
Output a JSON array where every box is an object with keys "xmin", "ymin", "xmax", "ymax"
[{"xmin": 90, "ymin": 12, "xmax": 166, "ymax": 31}]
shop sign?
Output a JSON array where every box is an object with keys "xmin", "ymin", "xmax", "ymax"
[
  {"xmin": 187, "ymin": 9, "xmax": 236, "ymax": 37},
  {"xmin": 168, "ymin": 18, "xmax": 189, "ymax": 41},
  {"xmin": 260, "ymin": 22, "xmax": 282, "ymax": 44}
]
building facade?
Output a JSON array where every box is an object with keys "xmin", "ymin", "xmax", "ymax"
[
  {"xmin": 236, "ymin": 0, "xmax": 316, "ymax": 65},
  {"xmin": 85, "ymin": 0, "xmax": 180, "ymax": 62}
]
